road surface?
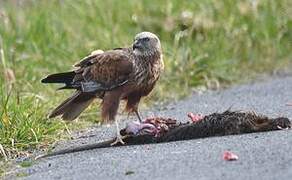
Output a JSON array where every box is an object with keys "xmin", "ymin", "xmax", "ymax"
[{"xmin": 7, "ymin": 76, "xmax": 292, "ymax": 180}]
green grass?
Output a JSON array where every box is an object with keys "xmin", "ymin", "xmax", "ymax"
[
  {"xmin": 19, "ymin": 161, "xmax": 33, "ymax": 168},
  {"xmin": 0, "ymin": 0, "xmax": 291, "ymax": 160}
]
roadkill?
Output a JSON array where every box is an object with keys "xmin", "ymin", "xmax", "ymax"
[{"xmin": 36, "ymin": 111, "xmax": 291, "ymax": 159}]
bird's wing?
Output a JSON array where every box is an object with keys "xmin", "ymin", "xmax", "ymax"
[{"xmin": 73, "ymin": 49, "xmax": 133, "ymax": 92}]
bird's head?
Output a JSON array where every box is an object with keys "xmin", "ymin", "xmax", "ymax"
[{"xmin": 133, "ymin": 32, "xmax": 161, "ymax": 56}]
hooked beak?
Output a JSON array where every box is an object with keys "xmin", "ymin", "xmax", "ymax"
[{"xmin": 133, "ymin": 40, "xmax": 142, "ymax": 50}]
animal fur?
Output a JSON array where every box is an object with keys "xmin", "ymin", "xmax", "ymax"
[{"xmin": 36, "ymin": 111, "xmax": 291, "ymax": 159}]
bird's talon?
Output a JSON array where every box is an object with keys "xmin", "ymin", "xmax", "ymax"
[{"xmin": 111, "ymin": 135, "xmax": 126, "ymax": 146}]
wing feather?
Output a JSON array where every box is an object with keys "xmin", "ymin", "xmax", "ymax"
[{"xmin": 73, "ymin": 49, "xmax": 133, "ymax": 92}]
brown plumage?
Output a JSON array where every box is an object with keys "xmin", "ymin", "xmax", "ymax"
[{"xmin": 42, "ymin": 32, "xmax": 164, "ymax": 144}]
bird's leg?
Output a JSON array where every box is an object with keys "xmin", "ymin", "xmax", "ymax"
[
  {"xmin": 134, "ymin": 109, "xmax": 143, "ymax": 122},
  {"xmin": 111, "ymin": 118, "xmax": 126, "ymax": 146}
]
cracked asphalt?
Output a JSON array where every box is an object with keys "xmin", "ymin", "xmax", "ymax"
[{"xmin": 6, "ymin": 75, "xmax": 292, "ymax": 180}]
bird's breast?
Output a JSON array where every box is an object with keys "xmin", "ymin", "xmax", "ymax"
[{"xmin": 134, "ymin": 56, "xmax": 163, "ymax": 84}]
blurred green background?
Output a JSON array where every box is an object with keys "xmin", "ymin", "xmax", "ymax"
[{"xmin": 0, "ymin": 0, "xmax": 291, "ymax": 159}]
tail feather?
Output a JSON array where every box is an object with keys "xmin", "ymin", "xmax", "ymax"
[
  {"xmin": 61, "ymin": 98, "xmax": 94, "ymax": 120},
  {"xmin": 41, "ymin": 71, "xmax": 75, "ymax": 84},
  {"xmin": 49, "ymin": 91, "xmax": 80, "ymax": 118},
  {"xmin": 43, "ymin": 70, "xmax": 129, "ymax": 121},
  {"xmin": 49, "ymin": 91, "xmax": 95, "ymax": 120},
  {"xmin": 42, "ymin": 71, "xmax": 82, "ymax": 90}
]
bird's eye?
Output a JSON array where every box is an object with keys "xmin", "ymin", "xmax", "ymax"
[{"xmin": 144, "ymin": 37, "xmax": 150, "ymax": 41}]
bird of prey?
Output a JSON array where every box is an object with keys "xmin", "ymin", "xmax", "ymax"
[{"xmin": 41, "ymin": 32, "xmax": 164, "ymax": 144}]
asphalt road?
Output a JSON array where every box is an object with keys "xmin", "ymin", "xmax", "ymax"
[{"xmin": 8, "ymin": 76, "xmax": 292, "ymax": 180}]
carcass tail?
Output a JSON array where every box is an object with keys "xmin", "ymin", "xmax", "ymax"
[{"xmin": 49, "ymin": 91, "xmax": 95, "ymax": 120}]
